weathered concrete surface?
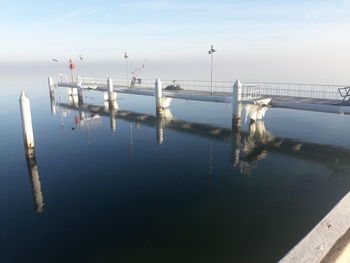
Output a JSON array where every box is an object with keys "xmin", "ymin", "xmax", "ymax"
[
  {"xmin": 279, "ymin": 192, "xmax": 350, "ymax": 263},
  {"xmin": 321, "ymin": 228, "xmax": 350, "ymax": 263}
]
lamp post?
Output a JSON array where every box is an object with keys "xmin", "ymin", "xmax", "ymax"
[
  {"xmin": 208, "ymin": 45, "xmax": 217, "ymax": 95},
  {"xmin": 124, "ymin": 52, "xmax": 129, "ymax": 88}
]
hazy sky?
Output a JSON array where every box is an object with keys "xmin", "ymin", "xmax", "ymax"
[{"xmin": 1, "ymin": 0, "xmax": 350, "ymax": 82}]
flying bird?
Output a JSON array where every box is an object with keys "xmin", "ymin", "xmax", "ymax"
[
  {"xmin": 52, "ymin": 58, "xmax": 58, "ymax": 62},
  {"xmin": 124, "ymin": 52, "xmax": 129, "ymax": 59},
  {"xmin": 79, "ymin": 55, "xmax": 83, "ymax": 61}
]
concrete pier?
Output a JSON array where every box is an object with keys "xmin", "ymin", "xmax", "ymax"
[{"xmin": 19, "ymin": 90, "xmax": 35, "ymax": 150}]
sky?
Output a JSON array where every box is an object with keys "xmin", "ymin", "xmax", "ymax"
[{"xmin": 1, "ymin": 0, "xmax": 350, "ymax": 82}]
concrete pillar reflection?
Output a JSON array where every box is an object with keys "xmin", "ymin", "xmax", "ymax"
[
  {"xmin": 156, "ymin": 113, "xmax": 165, "ymax": 144},
  {"xmin": 109, "ymin": 100, "xmax": 118, "ymax": 132},
  {"xmin": 49, "ymin": 93, "xmax": 57, "ymax": 115},
  {"xmin": 208, "ymin": 142, "xmax": 213, "ymax": 186},
  {"xmin": 155, "ymin": 108, "xmax": 174, "ymax": 144},
  {"xmin": 25, "ymin": 151, "xmax": 44, "ymax": 213}
]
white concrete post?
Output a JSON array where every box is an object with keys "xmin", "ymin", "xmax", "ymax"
[
  {"xmin": 48, "ymin": 77, "xmax": 54, "ymax": 94},
  {"xmin": 76, "ymin": 75, "xmax": 82, "ymax": 86},
  {"xmin": 75, "ymin": 77, "xmax": 83, "ymax": 106},
  {"xmin": 155, "ymin": 78, "xmax": 163, "ymax": 112},
  {"xmin": 107, "ymin": 77, "xmax": 116, "ymax": 102},
  {"xmin": 19, "ymin": 90, "xmax": 35, "ymax": 150},
  {"xmin": 232, "ymin": 80, "xmax": 243, "ymax": 130}
]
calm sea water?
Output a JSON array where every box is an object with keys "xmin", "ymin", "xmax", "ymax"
[{"xmin": 1, "ymin": 72, "xmax": 350, "ymax": 263}]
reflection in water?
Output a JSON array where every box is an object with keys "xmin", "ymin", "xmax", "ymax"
[
  {"xmin": 108, "ymin": 100, "xmax": 119, "ymax": 132},
  {"xmin": 49, "ymin": 93, "xmax": 56, "ymax": 115},
  {"xmin": 25, "ymin": 151, "xmax": 44, "ymax": 213},
  {"xmin": 233, "ymin": 120, "xmax": 274, "ymax": 175},
  {"xmin": 129, "ymin": 123, "xmax": 134, "ymax": 158},
  {"xmin": 56, "ymin": 98, "xmax": 350, "ymax": 177},
  {"xmin": 156, "ymin": 108, "xmax": 174, "ymax": 144},
  {"xmin": 208, "ymin": 141, "xmax": 213, "ymax": 186}
]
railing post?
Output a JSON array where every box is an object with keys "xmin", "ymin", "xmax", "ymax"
[
  {"xmin": 232, "ymin": 80, "xmax": 243, "ymax": 131},
  {"xmin": 19, "ymin": 90, "xmax": 35, "ymax": 151}
]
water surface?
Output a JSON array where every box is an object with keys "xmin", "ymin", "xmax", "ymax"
[{"xmin": 1, "ymin": 72, "xmax": 350, "ymax": 263}]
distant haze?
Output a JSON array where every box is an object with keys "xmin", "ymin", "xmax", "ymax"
[{"xmin": 1, "ymin": 0, "xmax": 350, "ymax": 84}]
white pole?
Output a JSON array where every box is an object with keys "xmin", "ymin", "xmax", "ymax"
[
  {"xmin": 76, "ymin": 75, "xmax": 82, "ymax": 87},
  {"xmin": 126, "ymin": 58, "xmax": 129, "ymax": 88},
  {"xmin": 19, "ymin": 90, "xmax": 35, "ymax": 150},
  {"xmin": 232, "ymin": 80, "xmax": 243, "ymax": 130},
  {"xmin": 107, "ymin": 77, "xmax": 116, "ymax": 102},
  {"xmin": 155, "ymin": 78, "xmax": 162, "ymax": 112},
  {"xmin": 210, "ymin": 52, "xmax": 213, "ymax": 95},
  {"xmin": 48, "ymin": 77, "xmax": 54, "ymax": 94}
]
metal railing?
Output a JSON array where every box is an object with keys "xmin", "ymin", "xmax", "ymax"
[
  {"xmin": 75, "ymin": 76, "xmax": 347, "ymax": 101},
  {"xmin": 243, "ymin": 82, "xmax": 344, "ymax": 100}
]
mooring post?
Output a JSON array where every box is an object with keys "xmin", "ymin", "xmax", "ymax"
[
  {"xmin": 19, "ymin": 90, "xmax": 35, "ymax": 151},
  {"xmin": 76, "ymin": 76, "xmax": 83, "ymax": 106},
  {"xmin": 232, "ymin": 80, "xmax": 243, "ymax": 131},
  {"xmin": 155, "ymin": 78, "xmax": 163, "ymax": 113},
  {"xmin": 48, "ymin": 77, "xmax": 55, "ymax": 95},
  {"xmin": 155, "ymin": 78, "xmax": 172, "ymax": 114},
  {"xmin": 107, "ymin": 77, "xmax": 116, "ymax": 102}
]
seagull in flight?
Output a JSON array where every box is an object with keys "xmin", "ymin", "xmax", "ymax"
[
  {"xmin": 124, "ymin": 52, "xmax": 129, "ymax": 59},
  {"xmin": 52, "ymin": 58, "xmax": 58, "ymax": 62},
  {"xmin": 79, "ymin": 55, "xmax": 83, "ymax": 61}
]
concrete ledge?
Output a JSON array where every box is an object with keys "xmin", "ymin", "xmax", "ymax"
[{"xmin": 279, "ymin": 192, "xmax": 350, "ymax": 263}]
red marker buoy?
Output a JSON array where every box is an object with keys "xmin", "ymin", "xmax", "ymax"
[{"xmin": 69, "ymin": 59, "xmax": 75, "ymax": 82}]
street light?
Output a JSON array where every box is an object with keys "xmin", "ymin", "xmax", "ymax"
[
  {"xmin": 124, "ymin": 52, "xmax": 129, "ymax": 88},
  {"xmin": 208, "ymin": 44, "xmax": 217, "ymax": 95}
]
